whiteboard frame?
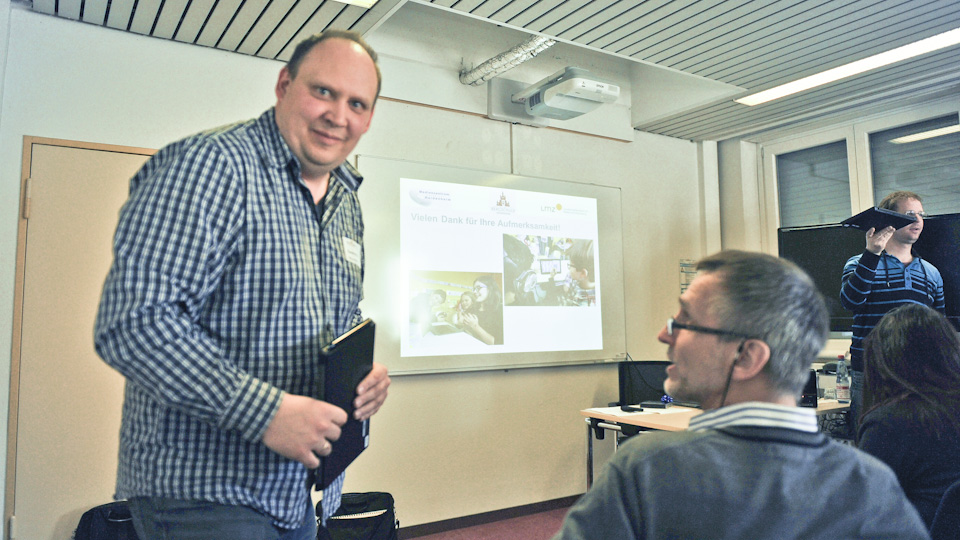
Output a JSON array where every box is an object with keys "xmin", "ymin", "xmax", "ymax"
[{"xmin": 356, "ymin": 156, "xmax": 627, "ymax": 375}]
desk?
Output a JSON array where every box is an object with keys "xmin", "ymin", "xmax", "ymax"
[{"xmin": 581, "ymin": 400, "xmax": 850, "ymax": 487}]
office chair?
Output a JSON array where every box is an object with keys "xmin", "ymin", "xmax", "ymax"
[{"xmin": 931, "ymin": 479, "xmax": 960, "ymax": 540}]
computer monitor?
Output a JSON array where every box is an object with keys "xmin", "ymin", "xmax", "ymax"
[
  {"xmin": 800, "ymin": 369, "xmax": 818, "ymax": 408},
  {"xmin": 538, "ymin": 258, "xmax": 563, "ymax": 274},
  {"xmin": 618, "ymin": 361, "xmax": 671, "ymax": 406}
]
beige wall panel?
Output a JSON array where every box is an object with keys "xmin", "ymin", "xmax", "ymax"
[{"xmin": 13, "ymin": 143, "xmax": 149, "ymax": 540}]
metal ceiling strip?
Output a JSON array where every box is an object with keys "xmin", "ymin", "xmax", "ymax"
[
  {"xmin": 486, "ymin": 0, "xmax": 545, "ymax": 27},
  {"xmin": 578, "ymin": 0, "xmax": 683, "ymax": 52},
  {"xmin": 698, "ymin": 0, "xmax": 923, "ymax": 83},
  {"xmin": 653, "ymin": 62, "xmax": 960, "ymax": 140},
  {"xmin": 81, "ymin": 0, "xmax": 109, "ymax": 24},
  {"xmin": 570, "ymin": 0, "xmax": 675, "ymax": 47},
  {"xmin": 687, "ymin": 77, "xmax": 958, "ymax": 140},
  {"xmin": 105, "ymin": 0, "xmax": 136, "ymax": 30},
  {"xmin": 623, "ymin": 0, "xmax": 785, "ymax": 62},
  {"xmin": 696, "ymin": 0, "xmax": 948, "ymax": 81},
  {"xmin": 449, "ymin": 0, "xmax": 486, "ymax": 13},
  {"xmin": 32, "ymin": 0, "xmax": 55, "ymax": 15},
  {"xmin": 172, "ymin": 0, "xmax": 217, "ymax": 42},
  {"xmin": 537, "ymin": 0, "xmax": 619, "ymax": 39},
  {"xmin": 129, "ymin": 0, "xmax": 164, "ymax": 34},
  {"xmin": 58, "ymin": 0, "xmax": 82, "ymax": 20},
  {"xmin": 524, "ymin": 0, "xmax": 593, "ymax": 36},
  {"xmin": 430, "ymin": 0, "xmax": 458, "ymax": 9},
  {"xmin": 195, "ymin": 0, "xmax": 245, "ymax": 46},
  {"xmin": 236, "ymin": 0, "xmax": 299, "ymax": 55},
  {"xmin": 323, "ymin": 4, "xmax": 367, "ymax": 33},
  {"xmin": 663, "ymin": 0, "xmax": 891, "ymax": 74},
  {"xmin": 657, "ymin": 0, "xmax": 844, "ymax": 72},
  {"xmin": 152, "ymin": 0, "xmax": 192, "ymax": 38},
  {"xmin": 217, "ymin": 0, "xmax": 271, "ymax": 51},
  {"xmin": 633, "ymin": 0, "xmax": 832, "ymax": 67},
  {"xmin": 345, "ymin": 0, "xmax": 407, "ymax": 36},
  {"xmin": 602, "ymin": 0, "xmax": 741, "ymax": 60},
  {"xmin": 272, "ymin": 1, "xmax": 346, "ymax": 61},
  {"xmin": 256, "ymin": 0, "xmax": 324, "ymax": 58},
  {"xmin": 718, "ymin": 7, "xmax": 960, "ymax": 87},
  {"xmin": 469, "ymin": 0, "xmax": 513, "ymax": 19}
]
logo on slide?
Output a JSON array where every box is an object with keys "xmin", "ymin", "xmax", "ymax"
[{"xmin": 408, "ymin": 187, "xmax": 451, "ymax": 206}]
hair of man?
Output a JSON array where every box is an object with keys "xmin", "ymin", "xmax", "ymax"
[
  {"xmin": 694, "ymin": 250, "xmax": 829, "ymax": 397},
  {"xmin": 878, "ymin": 190, "xmax": 923, "ymax": 212},
  {"xmin": 862, "ymin": 303, "xmax": 960, "ymax": 437},
  {"xmin": 286, "ymin": 29, "xmax": 382, "ymax": 102}
]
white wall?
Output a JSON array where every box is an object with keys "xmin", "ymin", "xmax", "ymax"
[{"xmin": 0, "ymin": 7, "xmax": 706, "ymax": 533}]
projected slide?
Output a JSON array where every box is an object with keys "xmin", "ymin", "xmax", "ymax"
[{"xmin": 401, "ymin": 178, "xmax": 601, "ymax": 357}]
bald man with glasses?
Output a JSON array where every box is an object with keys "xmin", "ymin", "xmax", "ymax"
[{"xmin": 553, "ymin": 250, "xmax": 928, "ymax": 540}]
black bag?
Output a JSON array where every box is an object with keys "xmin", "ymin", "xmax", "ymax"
[
  {"xmin": 318, "ymin": 492, "xmax": 398, "ymax": 540},
  {"xmin": 74, "ymin": 500, "xmax": 139, "ymax": 540}
]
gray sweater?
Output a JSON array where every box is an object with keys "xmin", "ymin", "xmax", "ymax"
[{"xmin": 554, "ymin": 424, "xmax": 929, "ymax": 539}]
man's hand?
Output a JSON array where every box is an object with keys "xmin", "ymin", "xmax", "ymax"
[
  {"xmin": 866, "ymin": 226, "xmax": 895, "ymax": 255},
  {"xmin": 354, "ymin": 362, "xmax": 390, "ymax": 421},
  {"xmin": 262, "ymin": 393, "xmax": 347, "ymax": 469}
]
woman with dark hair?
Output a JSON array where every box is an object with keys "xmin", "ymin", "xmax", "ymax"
[
  {"xmin": 858, "ymin": 303, "xmax": 960, "ymax": 529},
  {"xmin": 460, "ymin": 275, "xmax": 504, "ymax": 345}
]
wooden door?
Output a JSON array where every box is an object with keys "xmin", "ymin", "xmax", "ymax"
[{"xmin": 6, "ymin": 139, "xmax": 152, "ymax": 540}]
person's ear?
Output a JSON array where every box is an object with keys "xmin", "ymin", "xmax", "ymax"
[
  {"xmin": 732, "ymin": 339, "xmax": 771, "ymax": 380},
  {"xmin": 275, "ymin": 67, "xmax": 293, "ymax": 101}
]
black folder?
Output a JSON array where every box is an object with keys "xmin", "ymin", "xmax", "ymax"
[
  {"xmin": 315, "ymin": 319, "xmax": 375, "ymax": 490},
  {"xmin": 841, "ymin": 207, "xmax": 916, "ymax": 232}
]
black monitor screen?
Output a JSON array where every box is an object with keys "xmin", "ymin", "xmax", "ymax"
[
  {"xmin": 778, "ymin": 213, "xmax": 960, "ymax": 333},
  {"xmin": 618, "ymin": 361, "xmax": 671, "ymax": 405},
  {"xmin": 915, "ymin": 213, "xmax": 960, "ymax": 332},
  {"xmin": 777, "ymin": 224, "xmax": 865, "ymax": 333}
]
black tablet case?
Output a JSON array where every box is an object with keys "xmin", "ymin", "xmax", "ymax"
[
  {"xmin": 315, "ymin": 319, "xmax": 375, "ymax": 490},
  {"xmin": 841, "ymin": 207, "xmax": 916, "ymax": 231}
]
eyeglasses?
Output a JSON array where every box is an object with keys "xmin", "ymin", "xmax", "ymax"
[
  {"xmin": 666, "ymin": 318, "xmax": 751, "ymax": 340},
  {"xmin": 473, "ymin": 284, "xmax": 487, "ymax": 292},
  {"xmin": 903, "ymin": 210, "xmax": 928, "ymax": 219}
]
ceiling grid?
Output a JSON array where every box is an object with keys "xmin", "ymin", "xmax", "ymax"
[{"xmin": 28, "ymin": 0, "xmax": 960, "ymax": 140}]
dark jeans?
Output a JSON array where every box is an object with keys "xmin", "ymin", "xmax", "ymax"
[
  {"xmin": 850, "ymin": 369, "xmax": 863, "ymax": 439},
  {"xmin": 127, "ymin": 497, "xmax": 317, "ymax": 540}
]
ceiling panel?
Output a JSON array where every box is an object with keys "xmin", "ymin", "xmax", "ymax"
[{"xmin": 26, "ymin": 0, "xmax": 960, "ymax": 141}]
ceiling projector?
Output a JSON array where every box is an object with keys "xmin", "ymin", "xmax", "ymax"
[{"xmin": 512, "ymin": 67, "xmax": 620, "ymax": 120}]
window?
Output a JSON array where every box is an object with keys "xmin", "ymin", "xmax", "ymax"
[
  {"xmin": 776, "ymin": 140, "xmax": 851, "ymax": 228},
  {"xmin": 759, "ymin": 100, "xmax": 960, "ymax": 251},
  {"xmin": 869, "ymin": 114, "xmax": 960, "ymax": 215}
]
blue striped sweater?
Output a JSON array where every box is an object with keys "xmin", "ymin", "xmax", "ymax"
[{"xmin": 840, "ymin": 250, "xmax": 944, "ymax": 371}]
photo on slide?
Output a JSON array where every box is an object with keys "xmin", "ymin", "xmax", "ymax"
[
  {"xmin": 406, "ymin": 271, "xmax": 505, "ymax": 354},
  {"xmin": 503, "ymin": 234, "xmax": 596, "ymax": 307}
]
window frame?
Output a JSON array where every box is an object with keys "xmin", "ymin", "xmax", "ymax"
[{"xmin": 758, "ymin": 99, "xmax": 960, "ymax": 253}]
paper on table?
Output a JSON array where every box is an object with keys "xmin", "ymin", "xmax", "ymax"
[{"xmin": 585, "ymin": 406, "xmax": 696, "ymax": 417}]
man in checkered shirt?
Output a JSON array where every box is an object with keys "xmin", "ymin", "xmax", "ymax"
[{"xmin": 95, "ymin": 30, "xmax": 390, "ymax": 540}]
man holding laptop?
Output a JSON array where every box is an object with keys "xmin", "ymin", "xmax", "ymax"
[
  {"xmin": 553, "ymin": 250, "xmax": 927, "ymax": 539},
  {"xmin": 95, "ymin": 30, "xmax": 390, "ymax": 539},
  {"xmin": 841, "ymin": 190, "xmax": 944, "ymax": 427}
]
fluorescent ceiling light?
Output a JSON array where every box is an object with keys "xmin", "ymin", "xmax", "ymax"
[
  {"xmin": 890, "ymin": 125, "xmax": 960, "ymax": 144},
  {"xmin": 735, "ymin": 27, "xmax": 960, "ymax": 106},
  {"xmin": 340, "ymin": 0, "xmax": 377, "ymax": 7}
]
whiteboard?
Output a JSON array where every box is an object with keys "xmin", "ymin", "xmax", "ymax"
[{"xmin": 356, "ymin": 156, "xmax": 627, "ymax": 375}]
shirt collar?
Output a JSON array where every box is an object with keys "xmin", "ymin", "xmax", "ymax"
[
  {"xmin": 257, "ymin": 108, "xmax": 364, "ymax": 192},
  {"xmin": 688, "ymin": 402, "xmax": 818, "ymax": 433}
]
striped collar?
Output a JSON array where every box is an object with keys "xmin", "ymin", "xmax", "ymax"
[{"xmin": 688, "ymin": 402, "xmax": 818, "ymax": 433}]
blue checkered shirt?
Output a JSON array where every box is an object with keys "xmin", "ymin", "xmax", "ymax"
[{"xmin": 94, "ymin": 109, "xmax": 364, "ymax": 529}]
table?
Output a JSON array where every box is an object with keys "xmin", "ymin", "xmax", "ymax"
[{"xmin": 581, "ymin": 400, "xmax": 850, "ymax": 487}]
